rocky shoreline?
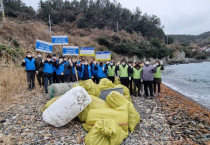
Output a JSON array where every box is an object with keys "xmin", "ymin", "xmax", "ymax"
[{"xmin": 0, "ymin": 85, "xmax": 209, "ymax": 144}]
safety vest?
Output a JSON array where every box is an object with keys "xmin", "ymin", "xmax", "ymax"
[
  {"xmin": 56, "ymin": 62, "xmax": 65, "ymax": 75},
  {"xmin": 97, "ymin": 64, "xmax": 106, "ymax": 78},
  {"xmin": 81, "ymin": 65, "xmax": 92, "ymax": 79},
  {"xmin": 133, "ymin": 68, "xmax": 142, "ymax": 79},
  {"xmin": 119, "ymin": 65, "xmax": 128, "ymax": 77},
  {"xmin": 25, "ymin": 58, "xmax": 36, "ymax": 71},
  {"xmin": 154, "ymin": 66, "xmax": 161, "ymax": 78},
  {"xmin": 108, "ymin": 65, "xmax": 115, "ymax": 77}
]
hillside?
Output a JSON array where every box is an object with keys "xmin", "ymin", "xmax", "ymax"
[{"xmin": 169, "ymin": 31, "xmax": 210, "ymax": 47}]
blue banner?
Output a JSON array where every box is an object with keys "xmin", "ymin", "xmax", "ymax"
[
  {"xmin": 80, "ymin": 47, "xmax": 95, "ymax": 56},
  {"xmin": 51, "ymin": 35, "xmax": 68, "ymax": 45},
  {"xmin": 95, "ymin": 51, "xmax": 111, "ymax": 60},
  {"xmin": 36, "ymin": 40, "xmax": 53, "ymax": 53},
  {"xmin": 63, "ymin": 46, "xmax": 79, "ymax": 56}
]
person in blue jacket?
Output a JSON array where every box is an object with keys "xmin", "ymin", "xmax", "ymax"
[
  {"xmin": 76, "ymin": 56, "xmax": 83, "ymax": 81},
  {"xmin": 55, "ymin": 56, "xmax": 66, "ymax": 83},
  {"xmin": 90, "ymin": 59, "xmax": 98, "ymax": 83},
  {"xmin": 63, "ymin": 56, "xmax": 69, "ymax": 82},
  {"xmin": 52, "ymin": 54, "xmax": 58, "ymax": 83},
  {"xmin": 64, "ymin": 58, "xmax": 77, "ymax": 82},
  {"xmin": 41, "ymin": 55, "xmax": 54, "ymax": 93},
  {"xmin": 77, "ymin": 59, "xmax": 92, "ymax": 80},
  {"xmin": 94, "ymin": 61, "xmax": 107, "ymax": 84},
  {"xmin": 21, "ymin": 51, "xmax": 36, "ymax": 90}
]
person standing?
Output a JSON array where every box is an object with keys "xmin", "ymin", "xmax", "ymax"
[
  {"xmin": 106, "ymin": 60, "xmax": 116, "ymax": 83},
  {"xmin": 128, "ymin": 61, "xmax": 133, "ymax": 95},
  {"xmin": 153, "ymin": 60, "xmax": 164, "ymax": 95},
  {"xmin": 94, "ymin": 61, "xmax": 107, "ymax": 84},
  {"xmin": 76, "ymin": 56, "xmax": 83, "ymax": 81},
  {"xmin": 77, "ymin": 59, "xmax": 92, "ymax": 80},
  {"xmin": 42, "ymin": 55, "xmax": 54, "ymax": 93},
  {"xmin": 64, "ymin": 58, "xmax": 77, "ymax": 82},
  {"xmin": 90, "ymin": 59, "xmax": 98, "ymax": 83},
  {"xmin": 116, "ymin": 59, "xmax": 132, "ymax": 88},
  {"xmin": 55, "ymin": 56, "xmax": 65, "ymax": 83},
  {"xmin": 52, "ymin": 54, "xmax": 58, "ymax": 83},
  {"xmin": 22, "ymin": 51, "xmax": 36, "ymax": 90},
  {"xmin": 141, "ymin": 58, "xmax": 157, "ymax": 99},
  {"xmin": 132, "ymin": 61, "xmax": 142, "ymax": 97},
  {"xmin": 35, "ymin": 52, "xmax": 44, "ymax": 87}
]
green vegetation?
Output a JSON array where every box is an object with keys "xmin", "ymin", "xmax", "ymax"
[{"xmin": 0, "ymin": 44, "xmax": 23, "ymax": 58}]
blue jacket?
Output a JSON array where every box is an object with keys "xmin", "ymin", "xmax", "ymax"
[
  {"xmin": 81, "ymin": 64, "xmax": 91, "ymax": 79},
  {"xmin": 76, "ymin": 61, "xmax": 81, "ymax": 77},
  {"xmin": 56, "ymin": 62, "xmax": 65, "ymax": 75},
  {"xmin": 24, "ymin": 58, "xmax": 36, "ymax": 71},
  {"xmin": 91, "ymin": 63, "xmax": 98, "ymax": 76},
  {"xmin": 96, "ymin": 64, "xmax": 107, "ymax": 78},
  {"xmin": 64, "ymin": 61, "xmax": 69, "ymax": 75},
  {"xmin": 43, "ymin": 61, "xmax": 53, "ymax": 74}
]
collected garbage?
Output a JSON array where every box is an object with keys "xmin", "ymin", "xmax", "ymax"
[{"xmin": 42, "ymin": 78, "xmax": 140, "ymax": 144}]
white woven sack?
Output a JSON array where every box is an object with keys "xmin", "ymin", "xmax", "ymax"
[{"xmin": 42, "ymin": 86, "xmax": 92, "ymax": 127}]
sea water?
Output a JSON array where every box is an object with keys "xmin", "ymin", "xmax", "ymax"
[{"xmin": 162, "ymin": 62, "xmax": 210, "ymax": 110}]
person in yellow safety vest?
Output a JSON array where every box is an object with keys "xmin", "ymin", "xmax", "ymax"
[
  {"xmin": 116, "ymin": 59, "xmax": 132, "ymax": 88},
  {"xmin": 153, "ymin": 60, "xmax": 164, "ymax": 95},
  {"xmin": 140, "ymin": 61, "xmax": 145, "ymax": 95},
  {"xmin": 131, "ymin": 61, "xmax": 143, "ymax": 97},
  {"xmin": 128, "ymin": 61, "xmax": 133, "ymax": 95},
  {"xmin": 105, "ymin": 59, "xmax": 116, "ymax": 83}
]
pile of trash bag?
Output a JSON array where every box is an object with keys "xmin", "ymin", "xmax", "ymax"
[{"xmin": 42, "ymin": 78, "xmax": 140, "ymax": 145}]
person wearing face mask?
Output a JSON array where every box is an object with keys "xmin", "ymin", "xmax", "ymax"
[
  {"xmin": 131, "ymin": 61, "xmax": 143, "ymax": 97},
  {"xmin": 55, "ymin": 56, "xmax": 65, "ymax": 83},
  {"xmin": 76, "ymin": 56, "xmax": 83, "ymax": 80},
  {"xmin": 90, "ymin": 59, "xmax": 98, "ymax": 83},
  {"xmin": 35, "ymin": 52, "xmax": 44, "ymax": 88},
  {"xmin": 22, "ymin": 51, "xmax": 36, "ymax": 90},
  {"xmin": 106, "ymin": 60, "xmax": 116, "ymax": 83},
  {"xmin": 63, "ymin": 56, "xmax": 69, "ymax": 82},
  {"xmin": 77, "ymin": 59, "xmax": 92, "ymax": 80},
  {"xmin": 141, "ymin": 58, "xmax": 157, "ymax": 99},
  {"xmin": 52, "ymin": 54, "xmax": 58, "ymax": 83},
  {"xmin": 94, "ymin": 61, "xmax": 107, "ymax": 84},
  {"xmin": 116, "ymin": 59, "xmax": 132, "ymax": 88},
  {"xmin": 64, "ymin": 58, "xmax": 77, "ymax": 83},
  {"xmin": 128, "ymin": 61, "xmax": 134, "ymax": 95},
  {"xmin": 153, "ymin": 60, "xmax": 164, "ymax": 95},
  {"xmin": 41, "ymin": 55, "xmax": 54, "ymax": 93}
]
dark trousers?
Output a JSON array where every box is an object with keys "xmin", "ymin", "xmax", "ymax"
[
  {"xmin": 143, "ymin": 81, "xmax": 153, "ymax": 97},
  {"xmin": 66, "ymin": 74, "xmax": 77, "ymax": 83},
  {"xmin": 26, "ymin": 71, "xmax": 35, "ymax": 89},
  {"xmin": 56, "ymin": 75, "xmax": 65, "ymax": 83},
  {"xmin": 154, "ymin": 78, "xmax": 161, "ymax": 93},
  {"xmin": 154, "ymin": 83, "xmax": 161, "ymax": 93},
  {"xmin": 96, "ymin": 77, "xmax": 103, "ymax": 84},
  {"xmin": 44, "ymin": 75, "xmax": 53, "ymax": 93},
  {"xmin": 120, "ymin": 77, "xmax": 129, "ymax": 88},
  {"xmin": 37, "ymin": 72, "xmax": 44, "ymax": 87},
  {"xmin": 53, "ymin": 72, "xmax": 57, "ymax": 83},
  {"xmin": 129, "ymin": 77, "xmax": 133, "ymax": 95},
  {"xmin": 133, "ymin": 79, "xmax": 141, "ymax": 96},
  {"xmin": 92, "ymin": 75, "xmax": 97, "ymax": 83},
  {"xmin": 108, "ymin": 76, "xmax": 115, "ymax": 83}
]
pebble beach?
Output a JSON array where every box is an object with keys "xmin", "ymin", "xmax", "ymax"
[{"xmin": 0, "ymin": 84, "xmax": 209, "ymax": 144}]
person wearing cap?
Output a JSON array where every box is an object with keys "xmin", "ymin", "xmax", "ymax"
[
  {"xmin": 52, "ymin": 54, "xmax": 58, "ymax": 83},
  {"xmin": 116, "ymin": 59, "xmax": 132, "ymax": 88},
  {"xmin": 128, "ymin": 61, "xmax": 133, "ymax": 95},
  {"xmin": 131, "ymin": 61, "xmax": 143, "ymax": 97},
  {"xmin": 41, "ymin": 55, "xmax": 54, "ymax": 93},
  {"xmin": 22, "ymin": 51, "xmax": 36, "ymax": 90},
  {"xmin": 55, "ymin": 56, "xmax": 66, "ymax": 83},
  {"xmin": 106, "ymin": 59, "xmax": 116, "ymax": 83},
  {"xmin": 64, "ymin": 57, "xmax": 77, "ymax": 82},
  {"xmin": 90, "ymin": 59, "xmax": 98, "ymax": 83},
  {"xmin": 35, "ymin": 52, "xmax": 44, "ymax": 88},
  {"xmin": 94, "ymin": 61, "xmax": 107, "ymax": 84},
  {"xmin": 153, "ymin": 60, "xmax": 164, "ymax": 95},
  {"xmin": 141, "ymin": 58, "xmax": 157, "ymax": 99},
  {"xmin": 77, "ymin": 59, "xmax": 92, "ymax": 80}
]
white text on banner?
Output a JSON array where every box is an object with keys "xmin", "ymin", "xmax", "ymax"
[
  {"xmin": 95, "ymin": 51, "xmax": 111, "ymax": 60},
  {"xmin": 51, "ymin": 35, "xmax": 68, "ymax": 45},
  {"xmin": 63, "ymin": 46, "xmax": 79, "ymax": 56},
  {"xmin": 36, "ymin": 40, "xmax": 53, "ymax": 53},
  {"xmin": 79, "ymin": 47, "xmax": 95, "ymax": 56}
]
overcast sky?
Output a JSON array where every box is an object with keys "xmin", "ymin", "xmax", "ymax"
[{"xmin": 22, "ymin": 0, "xmax": 210, "ymax": 35}]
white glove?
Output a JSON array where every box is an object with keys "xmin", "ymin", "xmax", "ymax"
[
  {"xmin": 36, "ymin": 71, "xmax": 39, "ymax": 74},
  {"xmin": 141, "ymin": 79, "xmax": 143, "ymax": 82},
  {"xmin": 102, "ymin": 67, "xmax": 104, "ymax": 71},
  {"xmin": 61, "ymin": 72, "xmax": 64, "ymax": 76},
  {"xmin": 160, "ymin": 61, "xmax": 163, "ymax": 65},
  {"xmin": 131, "ymin": 66, "xmax": 133, "ymax": 68},
  {"xmin": 22, "ymin": 60, "xmax": 25, "ymax": 63},
  {"xmin": 106, "ymin": 61, "xmax": 109, "ymax": 64},
  {"xmin": 154, "ymin": 64, "xmax": 156, "ymax": 67},
  {"xmin": 117, "ymin": 62, "xmax": 120, "ymax": 66},
  {"xmin": 42, "ymin": 60, "xmax": 44, "ymax": 63},
  {"xmin": 129, "ymin": 77, "xmax": 131, "ymax": 81}
]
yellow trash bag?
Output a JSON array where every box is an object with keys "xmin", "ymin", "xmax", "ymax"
[
  {"xmin": 114, "ymin": 77, "xmax": 121, "ymax": 85},
  {"xmin": 79, "ymin": 79, "xmax": 100, "ymax": 97},
  {"xmin": 78, "ymin": 95, "xmax": 111, "ymax": 122},
  {"xmin": 98, "ymin": 78, "xmax": 115, "ymax": 91},
  {"xmin": 72, "ymin": 83, "xmax": 80, "ymax": 88},
  {"xmin": 83, "ymin": 106, "xmax": 129, "ymax": 132},
  {"xmin": 41, "ymin": 96, "xmax": 61, "ymax": 112},
  {"xmin": 106, "ymin": 91, "xmax": 140, "ymax": 133},
  {"xmin": 85, "ymin": 119, "xmax": 128, "ymax": 145},
  {"xmin": 114, "ymin": 84, "xmax": 132, "ymax": 102}
]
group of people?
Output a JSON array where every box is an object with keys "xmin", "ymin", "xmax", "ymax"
[{"xmin": 22, "ymin": 51, "xmax": 164, "ymax": 99}]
